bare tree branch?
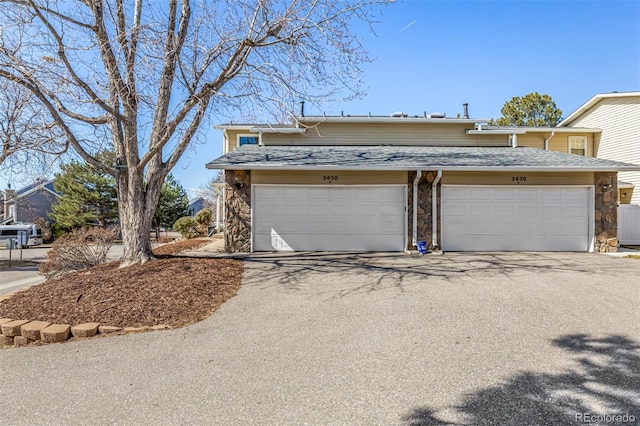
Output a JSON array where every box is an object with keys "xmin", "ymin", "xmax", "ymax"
[{"xmin": 0, "ymin": 0, "xmax": 392, "ymax": 265}]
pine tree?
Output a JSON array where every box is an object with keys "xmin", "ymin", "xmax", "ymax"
[
  {"xmin": 153, "ymin": 174, "xmax": 190, "ymax": 236},
  {"xmin": 50, "ymin": 153, "xmax": 118, "ymax": 232},
  {"xmin": 493, "ymin": 92, "xmax": 563, "ymax": 127}
]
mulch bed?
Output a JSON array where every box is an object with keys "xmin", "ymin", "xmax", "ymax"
[{"xmin": 0, "ymin": 239, "xmax": 243, "ymax": 328}]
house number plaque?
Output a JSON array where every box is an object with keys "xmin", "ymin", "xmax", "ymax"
[
  {"xmin": 322, "ymin": 175, "xmax": 339, "ymax": 182},
  {"xmin": 511, "ymin": 176, "xmax": 527, "ymax": 184}
]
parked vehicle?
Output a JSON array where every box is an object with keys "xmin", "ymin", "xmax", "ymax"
[{"xmin": 0, "ymin": 223, "xmax": 43, "ymax": 248}]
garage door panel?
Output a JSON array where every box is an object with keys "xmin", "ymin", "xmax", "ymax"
[
  {"xmin": 541, "ymin": 205, "xmax": 563, "ymax": 217},
  {"xmin": 517, "ymin": 190, "xmax": 538, "ymax": 201},
  {"xmin": 254, "ymin": 186, "xmax": 405, "ymax": 251},
  {"xmin": 472, "ymin": 205, "xmax": 491, "ymax": 216},
  {"xmin": 564, "ymin": 206, "xmax": 588, "ymax": 217},
  {"xmin": 516, "ymin": 205, "xmax": 538, "ymax": 217},
  {"xmin": 493, "ymin": 205, "xmax": 514, "ymax": 217},
  {"xmin": 541, "ymin": 191, "xmax": 563, "ymax": 201},
  {"xmin": 493, "ymin": 189, "xmax": 516, "ymax": 201},
  {"xmin": 443, "ymin": 189, "xmax": 467, "ymax": 200},
  {"xmin": 443, "ymin": 186, "xmax": 590, "ymax": 252},
  {"xmin": 443, "ymin": 203, "xmax": 467, "ymax": 217}
]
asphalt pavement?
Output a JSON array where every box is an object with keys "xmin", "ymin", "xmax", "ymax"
[
  {"xmin": 0, "ymin": 244, "xmax": 125, "ymax": 296},
  {"xmin": 1, "ymin": 251, "xmax": 639, "ymax": 425}
]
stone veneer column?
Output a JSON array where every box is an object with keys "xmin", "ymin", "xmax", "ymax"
[
  {"xmin": 594, "ymin": 172, "xmax": 618, "ymax": 253},
  {"xmin": 224, "ymin": 170, "xmax": 251, "ymax": 252},
  {"xmin": 407, "ymin": 171, "xmax": 440, "ymax": 250}
]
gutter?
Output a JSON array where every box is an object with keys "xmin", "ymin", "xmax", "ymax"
[
  {"xmin": 412, "ymin": 170, "xmax": 422, "ymax": 247},
  {"xmin": 206, "ymin": 165, "xmax": 640, "ymax": 172},
  {"xmin": 544, "ymin": 131, "xmax": 555, "ymax": 150},
  {"xmin": 432, "ymin": 170, "xmax": 442, "ymax": 250}
]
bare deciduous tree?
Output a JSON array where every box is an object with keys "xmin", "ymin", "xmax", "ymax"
[
  {"xmin": 0, "ymin": 0, "xmax": 390, "ymax": 265},
  {"xmin": 0, "ymin": 80, "xmax": 65, "ymax": 182}
]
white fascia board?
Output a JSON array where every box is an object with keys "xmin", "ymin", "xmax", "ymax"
[
  {"xmin": 11, "ymin": 181, "xmax": 58, "ymax": 201},
  {"xmin": 250, "ymin": 127, "xmax": 305, "ymax": 134},
  {"xmin": 297, "ymin": 116, "xmax": 489, "ymax": 125},
  {"xmin": 468, "ymin": 127, "xmax": 600, "ymax": 134},
  {"xmin": 466, "ymin": 129, "xmax": 527, "ymax": 135},
  {"xmin": 558, "ymin": 91, "xmax": 640, "ymax": 126},
  {"xmin": 207, "ymin": 164, "xmax": 640, "ymax": 172},
  {"xmin": 214, "ymin": 124, "xmax": 257, "ymax": 131},
  {"xmin": 527, "ymin": 127, "xmax": 601, "ymax": 133}
]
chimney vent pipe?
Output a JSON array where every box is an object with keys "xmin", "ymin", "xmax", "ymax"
[{"xmin": 463, "ymin": 103, "xmax": 469, "ymax": 119}]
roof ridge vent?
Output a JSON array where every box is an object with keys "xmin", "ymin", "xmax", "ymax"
[{"xmin": 391, "ymin": 111, "xmax": 408, "ymax": 118}]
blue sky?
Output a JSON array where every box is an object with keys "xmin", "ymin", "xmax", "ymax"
[
  {"xmin": 175, "ymin": 0, "xmax": 640, "ymax": 195},
  {"xmin": 3, "ymin": 0, "xmax": 639, "ymax": 197}
]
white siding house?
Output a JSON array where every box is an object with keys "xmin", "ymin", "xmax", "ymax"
[{"xmin": 559, "ymin": 92, "xmax": 640, "ymax": 204}]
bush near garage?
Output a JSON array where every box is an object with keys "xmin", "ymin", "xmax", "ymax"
[{"xmin": 173, "ymin": 208, "xmax": 213, "ymax": 239}]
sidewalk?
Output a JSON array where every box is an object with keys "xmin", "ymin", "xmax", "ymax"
[{"xmin": 600, "ymin": 246, "xmax": 640, "ymax": 257}]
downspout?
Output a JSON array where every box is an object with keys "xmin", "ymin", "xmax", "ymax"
[
  {"xmin": 544, "ymin": 131, "xmax": 555, "ymax": 150},
  {"xmin": 412, "ymin": 170, "xmax": 422, "ymax": 247},
  {"xmin": 432, "ymin": 170, "xmax": 443, "ymax": 250}
]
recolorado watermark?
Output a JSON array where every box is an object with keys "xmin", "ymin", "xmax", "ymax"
[{"xmin": 575, "ymin": 413, "xmax": 636, "ymax": 424}]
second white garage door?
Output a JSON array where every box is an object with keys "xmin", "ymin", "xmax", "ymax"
[
  {"xmin": 442, "ymin": 186, "xmax": 592, "ymax": 251},
  {"xmin": 253, "ymin": 185, "xmax": 406, "ymax": 251}
]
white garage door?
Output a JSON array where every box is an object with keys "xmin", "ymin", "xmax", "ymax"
[
  {"xmin": 253, "ymin": 185, "xmax": 406, "ymax": 251},
  {"xmin": 442, "ymin": 186, "xmax": 592, "ymax": 251}
]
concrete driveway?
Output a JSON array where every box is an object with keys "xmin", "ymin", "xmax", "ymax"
[{"xmin": 1, "ymin": 252, "xmax": 639, "ymax": 425}]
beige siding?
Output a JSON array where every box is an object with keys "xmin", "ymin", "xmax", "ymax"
[
  {"xmin": 252, "ymin": 170, "xmax": 407, "ymax": 185},
  {"xmin": 262, "ymin": 122, "xmax": 504, "ymax": 146},
  {"xmin": 224, "ymin": 124, "xmax": 596, "ymax": 155},
  {"xmin": 442, "ymin": 171, "xmax": 594, "ymax": 186},
  {"xmin": 224, "ymin": 130, "xmax": 257, "ymax": 153},
  {"xmin": 545, "ymin": 132, "xmax": 595, "ymax": 156},
  {"xmin": 514, "ymin": 134, "xmax": 545, "ymax": 150},
  {"xmin": 565, "ymin": 96, "xmax": 640, "ymax": 203},
  {"xmin": 619, "ymin": 188, "xmax": 634, "ymax": 204}
]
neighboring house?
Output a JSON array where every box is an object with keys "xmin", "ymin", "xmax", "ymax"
[
  {"xmin": 1, "ymin": 179, "xmax": 59, "ymax": 224},
  {"xmin": 558, "ymin": 91, "xmax": 640, "ymax": 204},
  {"xmin": 207, "ymin": 111, "xmax": 640, "ymax": 253},
  {"xmin": 188, "ymin": 196, "xmax": 205, "ymax": 217}
]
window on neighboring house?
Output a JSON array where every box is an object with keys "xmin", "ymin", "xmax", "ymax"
[
  {"xmin": 238, "ymin": 135, "xmax": 259, "ymax": 146},
  {"xmin": 569, "ymin": 136, "xmax": 587, "ymax": 156}
]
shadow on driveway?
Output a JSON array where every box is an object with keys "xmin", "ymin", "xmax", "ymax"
[
  {"xmin": 402, "ymin": 334, "xmax": 640, "ymax": 425},
  {"xmin": 238, "ymin": 252, "xmax": 637, "ymax": 296}
]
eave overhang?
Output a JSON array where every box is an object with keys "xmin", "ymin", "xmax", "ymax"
[{"xmin": 207, "ymin": 145, "xmax": 640, "ymax": 173}]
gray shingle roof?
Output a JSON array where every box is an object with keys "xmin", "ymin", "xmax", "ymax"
[{"xmin": 206, "ymin": 145, "xmax": 640, "ymax": 171}]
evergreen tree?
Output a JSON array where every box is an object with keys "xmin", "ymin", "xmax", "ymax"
[
  {"xmin": 493, "ymin": 92, "xmax": 563, "ymax": 127},
  {"xmin": 153, "ymin": 174, "xmax": 190, "ymax": 235},
  {"xmin": 50, "ymin": 153, "xmax": 118, "ymax": 232}
]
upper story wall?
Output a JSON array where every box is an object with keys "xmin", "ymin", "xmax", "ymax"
[
  {"xmin": 564, "ymin": 96, "xmax": 639, "ymax": 160},
  {"xmin": 561, "ymin": 95, "xmax": 640, "ymax": 203},
  {"xmin": 223, "ymin": 120, "xmax": 598, "ymax": 154}
]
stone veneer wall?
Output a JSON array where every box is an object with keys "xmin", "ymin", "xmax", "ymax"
[
  {"xmin": 224, "ymin": 170, "xmax": 251, "ymax": 252},
  {"xmin": 594, "ymin": 172, "xmax": 618, "ymax": 253},
  {"xmin": 407, "ymin": 171, "xmax": 441, "ymax": 250}
]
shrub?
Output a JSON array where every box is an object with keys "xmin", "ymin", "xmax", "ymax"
[
  {"xmin": 194, "ymin": 208, "xmax": 212, "ymax": 226},
  {"xmin": 194, "ymin": 208, "xmax": 212, "ymax": 234},
  {"xmin": 173, "ymin": 216, "xmax": 198, "ymax": 239},
  {"xmin": 39, "ymin": 227, "xmax": 118, "ymax": 279}
]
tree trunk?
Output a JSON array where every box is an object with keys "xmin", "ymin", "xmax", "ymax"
[{"xmin": 117, "ymin": 171, "xmax": 163, "ymax": 267}]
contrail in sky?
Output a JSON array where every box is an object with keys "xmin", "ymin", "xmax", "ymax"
[{"xmin": 399, "ymin": 20, "xmax": 416, "ymax": 33}]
